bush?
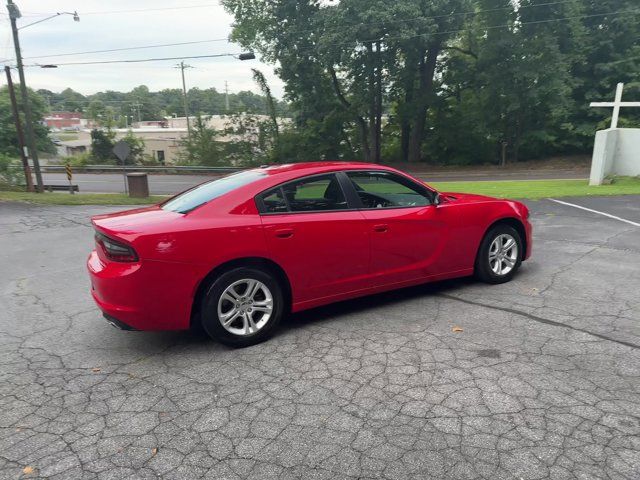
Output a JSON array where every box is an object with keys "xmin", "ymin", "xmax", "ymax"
[
  {"xmin": 139, "ymin": 153, "xmax": 161, "ymax": 166},
  {"xmin": 0, "ymin": 153, "xmax": 25, "ymax": 189},
  {"xmin": 59, "ymin": 153, "xmax": 92, "ymax": 167}
]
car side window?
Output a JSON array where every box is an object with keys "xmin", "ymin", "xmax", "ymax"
[
  {"xmin": 347, "ymin": 171, "xmax": 432, "ymax": 209},
  {"xmin": 262, "ymin": 188, "xmax": 288, "ymax": 213},
  {"xmin": 259, "ymin": 174, "xmax": 349, "ymax": 214}
]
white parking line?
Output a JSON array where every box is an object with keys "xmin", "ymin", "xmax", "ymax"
[{"xmin": 548, "ymin": 198, "xmax": 640, "ymax": 227}]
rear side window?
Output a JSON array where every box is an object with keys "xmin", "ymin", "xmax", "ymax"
[
  {"xmin": 258, "ymin": 174, "xmax": 348, "ymax": 213},
  {"xmin": 162, "ymin": 170, "xmax": 266, "ymax": 213}
]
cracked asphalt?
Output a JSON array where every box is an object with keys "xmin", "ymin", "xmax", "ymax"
[{"xmin": 1, "ymin": 196, "xmax": 639, "ymax": 479}]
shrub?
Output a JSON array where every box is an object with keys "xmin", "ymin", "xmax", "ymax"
[{"xmin": 0, "ymin": 153, "xmax": 25, "ymax": 189}]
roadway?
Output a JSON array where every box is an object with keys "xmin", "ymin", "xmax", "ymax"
[{"xmin": 42, "ymin": 168, "xmax": 590, "ymax": 195}]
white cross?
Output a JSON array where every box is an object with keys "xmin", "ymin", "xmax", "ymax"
[{"xmin": 590, "ymin": 83, "xmax": 640, "ymax": 129}]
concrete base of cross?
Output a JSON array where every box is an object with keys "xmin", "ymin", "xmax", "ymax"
[{"xmin": 589, "ymin": 128, "xmax": 640, "ymax": 185}]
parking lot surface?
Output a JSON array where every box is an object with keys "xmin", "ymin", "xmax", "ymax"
[{"xmin": 1, "ymin": 196, "xmax": 639, "ymax": 479}]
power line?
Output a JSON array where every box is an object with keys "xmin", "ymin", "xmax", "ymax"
[
  {"xmin": 377, "ymin": 8, "xmax": 640, "ymax": 43},
  {"xmin": 23, "ymin": 52, "xmax": 245, "ymax": 67},
  {"xmin": 22, "ymin": 38, "xmax": 232, "ymax": 60},
  {"xmin": 12, "ymin": 7, "xmax": 637, "ymax": 71},
  {"xmin": 18, "ymin": 0, "xmax": 581, "ymax": 62},
  {"xmin": 21, "ymin": 3, "xmax": 222, "ymax": 17}
]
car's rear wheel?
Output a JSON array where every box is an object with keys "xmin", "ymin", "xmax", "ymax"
[
  {"xmin": 475, "ymin": 224, "xmax": 523, "ymax": 284},
  {"xmin": 200, "ymin": 267, "xmax": 284, "ymax": 347}
]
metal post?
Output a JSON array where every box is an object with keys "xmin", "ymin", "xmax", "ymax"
[
  {"xmin": 7, "ymin": 0, "xmax": 44, "ymax": 192},
  {"xmin": 65, "ymin": 164, "xmax": 74, "ymax": 195},
  {"xmin": 4, "ymin": 65, "xmax": 34, "ymax": 192},
  {"xmin": 122, "ymin": 158, "xmax": 128, "ymax": 195}
]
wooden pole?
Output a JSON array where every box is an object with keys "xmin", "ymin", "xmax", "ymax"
[{"xmin": 4, "ymin": 66, "xmax": 34, "ymax": 192}]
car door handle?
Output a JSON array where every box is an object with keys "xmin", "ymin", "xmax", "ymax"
[
  {"xmin": 373, "ymin": 224, "xmax": 388, "ymax": 233},
  {"xmin": 274, "ymin": 228, "xmax": 294, "ymax": 239}
]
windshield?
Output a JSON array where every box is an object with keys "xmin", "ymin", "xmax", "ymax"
[{"xmin": 162, "ymin": 170, "xmax": 266, "ymax": 214}]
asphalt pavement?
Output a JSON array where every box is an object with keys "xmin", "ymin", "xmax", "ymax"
[
  {"xmin": 41, "ymin": 168, "xmax": 590, "ymax": 195},
  {"xmin": 0, "ymin": 195, "xmax": 638, "ymax": 479}
]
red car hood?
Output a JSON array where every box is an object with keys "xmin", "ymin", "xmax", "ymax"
[{"xmin": 91, "ymin": 205, "xmax": 183, "ymax": 238}]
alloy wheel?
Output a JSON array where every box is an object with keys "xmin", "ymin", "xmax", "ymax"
[
  {"xmin": 488, "ymin": 234, "xmax": 518, "ymax": 276},
  {"xmin": 217, "ymin": 279, "xmax": 274, "ymax": 336}
]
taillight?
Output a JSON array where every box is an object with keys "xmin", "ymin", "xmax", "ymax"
[{"xmin": 95, "ymin": 231, "xmax": 139, "ymax": 262}]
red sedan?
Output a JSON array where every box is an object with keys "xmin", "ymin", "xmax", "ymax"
[{"xmin": 88, "ymin": 162, "xmax": 532, "ymax": 347}]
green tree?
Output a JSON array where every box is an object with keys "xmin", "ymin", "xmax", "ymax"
[
  {"xmin": 59, "ymin": 88, "xmax": 85, "ymax": 112},
  {"xmin": 251, "ymin": 69, "xmax": 280, "ymax": 156},
  {"xmin": 121, "ymin": 131, "xmax": 145, "ymax": 165},
  {"xmin": 86, "ymin": 100, "xmax": 106, "ymax": 124},
  {"xmin": 90, "ymin": 128, "xmax": 115, "ymax": 163},
  {"xmin": 0, "ymin": 85, "xmax": 54, "ymax": 157},
  {"xmin": 178, "ymin": 116, "xmax": 224, "ymax": 165}
]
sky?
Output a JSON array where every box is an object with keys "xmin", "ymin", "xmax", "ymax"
[{"xmin": 0, "ymin": 1, "xmax": 285, "ymax": 98}]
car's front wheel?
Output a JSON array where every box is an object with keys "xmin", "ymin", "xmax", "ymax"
[
  {"xmin": 475, "ymin": 225, "xmax": 523, "ymax": 284},
  {"xmin": 200, "ymin": 267, "xmax": 284, "ymax": 347}
]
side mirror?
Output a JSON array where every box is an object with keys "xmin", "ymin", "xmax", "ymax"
[{"xmin": 433, "ymin": 193, "xmax": 441, "ymax": 206}]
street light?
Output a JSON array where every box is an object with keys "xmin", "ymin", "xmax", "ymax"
[
  {"xmin": 6, "ymin": 1, "xmax": 80, "ymax": 192},
  {"xmin": 177, "ymin": 52, "xmax": 255, "ymax": 136},
  {"xmin": 19, "ymin": 11, "xmax": 79, "ymax": 30}
]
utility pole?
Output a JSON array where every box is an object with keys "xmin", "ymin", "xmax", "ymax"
[
  {"xmin": 4, "ymin": 66, "xmax": 34, "ymax": 192},
  {"xmin": 175, "ymin": 61, "xmax": 193, "ymax": 136},
  {"xmin": 7, "ymin": 0, "xmax": 44, "ymax": 192},
  {"xmin": 225, "ymin": 81, "xmax": 230, "ymax": 112},
  {"xmin": 130, "ymin": 103, "xmax": 142, "ymax": 124}
]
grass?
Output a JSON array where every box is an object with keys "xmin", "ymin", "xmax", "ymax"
[
  {"xmin": 1, "ymin": 177, "xmax": 639, "ymax": 205},
  {"xmin": 0, "ymin": 191, "xmax": 167, "ymax": 205},
  {"xmin": 430, "ymin": 177, "xmax": 640, "ymax": 200},
  {"xmin": 54, "ymin": 133, "xmax": 80, "ymax": 141}
]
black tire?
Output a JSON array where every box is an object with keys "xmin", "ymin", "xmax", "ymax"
[
  {"xmin": 200, "ymin": 267, "xmax": 284, "ymax": 347},
  {"xmin": 475, "ymin": 224, "xmax": 523, "ymax": 284}
]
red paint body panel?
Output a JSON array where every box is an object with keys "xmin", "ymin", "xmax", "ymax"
[{"xmin": 87, "ymin": 162, "xmax": 532, "ymax": 330}]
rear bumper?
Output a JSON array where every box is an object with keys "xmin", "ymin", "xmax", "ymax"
[
  {"xmin": 103, "ymin": 313, "xmax": 138, "ymax": 331},
  {"xmin": 87, "ymin": 250, "xmax": 204, "ymax": 331}
]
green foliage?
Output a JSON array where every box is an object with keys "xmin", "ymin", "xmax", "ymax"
[
  {"xmin": 121, "ymin": 131, "xmax": 145, "ymax": 165},
  {"xmin": 223, "ymin": 113, "xmax": 275, "ymax": 166},
  {"xmin": 0, "ymin": 86, "xmax": 55, "ymax": 157},
  {"xmin": 59, "ymin": 153, "xmax": 92, "ymax": 167},
  {"xmin": 178, "ymin": 116, "xmax": 224, "ymax": 166},
  {"xmin": 0, "ymin": 153, "xmax": 24, "ymax": 188},
  {"xmin": 89, "ymin": 128, "xmax": 144, "ymax": 165},
  {"xmin": 39, "ymin": 85, "xmax": 289, "ymax": 125},
  {"xmin": 90, "ymin": 128, "xmax": 116, "ymax": 163},
  {"xmin": 220, "ymin": 0, "xmax": 640, "ymax": 165}
]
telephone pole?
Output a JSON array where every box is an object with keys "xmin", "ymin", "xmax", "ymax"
[
  {"xmin": 130, "ymin": 103, "xmax": 142, "ymax": 124},
  {"xmin": 7, "ymin": 0, "xmax": 43, "ymax": 192},
  {"xmin": 4, "ymin": 66, "xmax": 34, "ymax": 192},
  {"xmin": 225, "ymin": 81, "xmax": 230, "ymax": 112},
  {"xmin": 175, "ymin": 61, "xmax": 193, "ymax": 136}
]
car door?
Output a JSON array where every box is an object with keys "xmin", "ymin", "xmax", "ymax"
[
  {"xmin": 257, "ymin": 173, "xmax": 370, "ymax": 307},
  {"xmin": 343, "ymin": 170, "xmax": 456, "ymax": 285}
]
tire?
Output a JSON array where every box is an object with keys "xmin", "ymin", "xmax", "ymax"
[
  {"xmin": 200, "ymin": 267, "xmax": 284, "ymax": 347},
  {"xmin": 475, "ymin": 224, "xmax": 523, "ymax": 284}
]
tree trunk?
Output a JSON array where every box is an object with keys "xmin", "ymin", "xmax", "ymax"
[
  {"xmin": 407, "ymin": 43, "xmax": 440, "ymax": 163},
  {"xmin": 328, "ymin": 65, "xmax": 372, "ymax": 162},
  {"xmin": 374, "ymin": 41, "xmax": 383, "ymax": 164},
  {"xmin": 367, "ymin": 43, "xmax": 378, "ymax": 164}
]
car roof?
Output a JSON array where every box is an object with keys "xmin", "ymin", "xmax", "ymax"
[
  {"xmin": 258, "ymin": 161, "xmax": 391, "ymax": 176},
  {"xmin": 185, "ymin": 162, "xmax": 426, "ymax": 216}
]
